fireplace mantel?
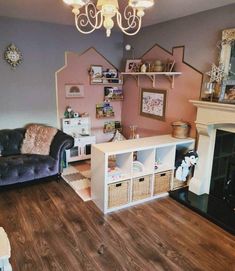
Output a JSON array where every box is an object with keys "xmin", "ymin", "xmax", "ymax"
[{"xmin": 189, "ymin": 100, "xmax": 235, "ymax": 195}]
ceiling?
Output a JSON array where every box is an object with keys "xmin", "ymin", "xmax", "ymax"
[{"xmin": 0, "ymin": 0, "xmax": 234, "ymax": 27}]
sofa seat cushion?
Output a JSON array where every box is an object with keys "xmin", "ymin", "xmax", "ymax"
[{"xmin": 0, "ymin": 154, "xmax": 58, "ymax": 186}]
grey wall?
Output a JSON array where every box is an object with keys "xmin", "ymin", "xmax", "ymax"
[
  {"xmin": 1, "ymin": 4, "xmax": 234, "ymax": 130},
  {"xmin": 0, "ymin": 16, "xmax": 123, "ymax": 129},
  {"xmin": 123, "ymin": 4, "xmax": 235, "ymax": 74}
]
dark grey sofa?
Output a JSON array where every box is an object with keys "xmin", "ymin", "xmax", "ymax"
[{"xmin": 0, "ymin": 128, "xmax": 74, "ymax": 186}]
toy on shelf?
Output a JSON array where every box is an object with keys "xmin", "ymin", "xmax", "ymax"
[
  {"xmin": 103, "ymin": 121, "xmax": 122, "ymax": 134},
  {"xmin": 129, "ymin": 125, "xmax": 139, "ymax": 139},
  {"xmin": 175, "ymin": 150, "xmax": 198, "ymax": 182},
  {"xmin": 96, "ymin": 101, "xmax": 114, "ymax": 118},
  {"xmin": 104, "ymin": 86, "xmax": 123, "ymax": 100},
  {"xmin": 133, "ymin": 161, "xmax": 145, "ymax": 174},
  {"xmin": 64, "ymin": 106, "xmax": 74, "ymax": 118}
]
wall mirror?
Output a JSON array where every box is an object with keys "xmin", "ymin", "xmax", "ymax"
[{"xmin": 220, "ymin": 28, "xmax": 235, "ymax": 79}]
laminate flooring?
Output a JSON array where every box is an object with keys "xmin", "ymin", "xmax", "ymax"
[{"xmin": 0, "ymin": 177, "xmax": 234, "ymax": 271}]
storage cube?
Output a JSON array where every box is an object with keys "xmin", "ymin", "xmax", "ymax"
[
  {"xmin": 132, "ymin": 175, "xmax": 151, "ymax": 201},
  {"xmin": 108, "ymin": 180, "xmax": 130, "ymax": 208},
  {"xmin": 154, "ymin": 170, "xmax": 172, "ymax": 195}
]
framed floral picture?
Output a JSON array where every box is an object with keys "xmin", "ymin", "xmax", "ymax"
[
  {"xmin": 125, "ymin": 59, "xmax": 142, "ymax": 72},
  {"xmin": 219, "ymin": 80, "xmax": 235, "ymax": 103},
  {"xmin": 140, "ymin": 88, "xmax": 167, "ymax": 121}
]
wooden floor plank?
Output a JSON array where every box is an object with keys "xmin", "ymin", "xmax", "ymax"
[{"xmin": 0, "ymin": 179, "xmax": 235, "ymax": 271}]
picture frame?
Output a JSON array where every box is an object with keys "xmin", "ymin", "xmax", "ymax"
[
  {"xmin": 90, "ymin": 65, "xmax": 103, "ymax": 83},
  {"xmin": 219, "ymin": 80, "xmax": 235, "ymax": 103},
  {"xmin": 125, "ymin": 59, "xmax": 142, "ymax": 72},
  {"xmin": 140, "ymin": 88, "xmax": 167, "ymax": 121},
  {"xmin": 65, "ymin": 84, "xmax": 84, "ymax": 98}
]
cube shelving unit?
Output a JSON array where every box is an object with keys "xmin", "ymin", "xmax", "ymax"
[{"xmin": 91, "ymin": 135, "xmax": 195, "ymax": 214}]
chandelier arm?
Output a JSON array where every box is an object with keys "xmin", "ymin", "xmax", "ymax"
[
  {"xmin": 116, "ymin": 10, "xmax": 142, "ymax": 34},
  {"xmin": 84, "ymin": 3, "xmax": 103, "ymax": 29},
  {"xmin": 123, "ymin": 6, "xmax": 137, "ymax": 27},
  {"xmin": 74, "ymin": 9, "xmax": 103, "ymax": 34},
  {"xmin": 120, "ymin": 19, "xmax": 142, "ymax": 36}
]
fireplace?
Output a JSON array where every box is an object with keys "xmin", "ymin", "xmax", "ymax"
[
  {"xmin": 211, "ymin": 129, "xmax": 235, "ymax": 207},
  {"xmin": 170, "ymin": 100, "xmax": 235, "ymax": 235}
]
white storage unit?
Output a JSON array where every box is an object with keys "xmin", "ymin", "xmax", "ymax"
[{"xmin": 91, "ymin": 135, "xmax": 194, "ymax": 214}]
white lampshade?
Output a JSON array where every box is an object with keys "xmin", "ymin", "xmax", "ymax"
[
  {"xmin": 63, "ymin": 0, "xmax": 89, "ymax": 6},
  {"xmin": 97, "ymin": 0, "xmax": 119, "ymax": 10},
  {"xmin": 129, "ymin": 0, "xmax": 154, "ymax": 9}
]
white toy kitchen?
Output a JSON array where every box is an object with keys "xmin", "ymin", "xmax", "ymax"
[{"xmin": 62, "ymin": 117, "xmax": 96, "ymax": 164}]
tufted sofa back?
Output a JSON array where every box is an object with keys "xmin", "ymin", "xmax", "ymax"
[{"xmin": 0, "ymin": 128, "xmax": 26, "ymax": 156}]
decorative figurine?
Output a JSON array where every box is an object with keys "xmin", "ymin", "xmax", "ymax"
[
  {"xmin": 175, "ymin": 150, "xmax": 199, "ymax": 182},
  {"xmin": 64, "ymin": 106, "xmax": 74, "ymax": 118}
]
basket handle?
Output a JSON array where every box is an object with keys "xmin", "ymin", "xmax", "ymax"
[
  {"xmin": 116, "ymin": 183, "xmax": 122, "ymax": 187},
  {"xmin": 160, "ymin": 173, "xmax": 166, "ymax": 177}
]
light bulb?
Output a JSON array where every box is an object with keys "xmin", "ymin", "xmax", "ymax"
[{"xmin": 125, "ymin": 44, "xmax": 132, "ymax": 51}]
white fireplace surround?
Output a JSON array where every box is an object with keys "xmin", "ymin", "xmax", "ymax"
[{"xmin": 189, "ymin": 100, "xmax": 235, "ymax": 195}]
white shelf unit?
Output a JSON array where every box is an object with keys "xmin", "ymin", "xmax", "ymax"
[
  {"xmin": 91, "ymin": 135, "xmax": 195, "ymax": 214},
  {"xmin": 121, "ymin": 72, "xmax": 182, "ymax": 88}
]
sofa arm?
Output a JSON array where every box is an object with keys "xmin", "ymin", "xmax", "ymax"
[{"xmin": 50, "ymin": 130, "xmax": 74, "ymax": 172}]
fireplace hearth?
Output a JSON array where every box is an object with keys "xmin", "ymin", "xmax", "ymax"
[{"xmin": 169, "ymin": 188, "xmax": 235, "ymax": 235}]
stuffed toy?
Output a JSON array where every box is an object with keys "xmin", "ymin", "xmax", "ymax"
[{"xmin": 175, "ymin": 150, "xmax": 198, "ymax": 182}]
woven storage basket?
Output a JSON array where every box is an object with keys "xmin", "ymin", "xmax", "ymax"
[
  {"xmin": 154, "ymin": 170, "xmax": 172, "ymax": 195},
  {"xmin": 172, "ymin": 178, "xmax": 188, "ymax": 190},
  {"xmin": 108, "ymin": 180, "xmax": 130, "ymax": 208},
  {"xmin": 132, "ymin": 175, "xmax": 151, "ymax": 201}
]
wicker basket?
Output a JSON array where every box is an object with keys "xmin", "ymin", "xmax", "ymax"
[
  {"xmin": 108, "ymin": 180, "xmax": 130, "ymax": 208},
  {"xmin": 154, "ymin": 170, "xmax": 172, "ymax": 195},
  {"xmin": 132, "ymin": 175, "xmax": 151, "ymax": 201},
  {"xmin": 172, "ymin": 178, "xmax": 188, "ymax": 190}
]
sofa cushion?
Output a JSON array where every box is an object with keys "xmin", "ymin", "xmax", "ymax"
[
  {"xmin": 0, "ymin": 129, "xmax": 25, "ymax": 156},
  {"xmin": 21, "ymin": 125, "xmax": 57, "ymax": 155},
  {"xmin": 0, "ymin": 154, "xmax": 58, "ymax": 186}
]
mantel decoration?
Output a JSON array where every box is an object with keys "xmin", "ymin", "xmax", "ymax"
[
  {"xmin": 4, "ymin": 43, "xmax": 23, "ymax": 68},
  {"xmin": 62, "ymin": 0, "xmax": 154, "ymax": 37},
  {"xmin": 206, "ymin": 63, "xmax": 225, "ymax": 83},
  {"xmin": 204, "ymin": 28, "xmax": 235, "ymax": 101}
]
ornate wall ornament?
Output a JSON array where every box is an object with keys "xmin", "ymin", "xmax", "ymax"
[
  {"xmin": 206, "ymin": 63, "xmax": 225, "ymax": 83},
  {"xmin": 4, "ymin": 43, "xmax": 23, "ymax": 68}
]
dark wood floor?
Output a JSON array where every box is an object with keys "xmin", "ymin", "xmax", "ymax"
[{"xmin": 0, "ymin": 179, "xmax": 235, "ymax": 271}]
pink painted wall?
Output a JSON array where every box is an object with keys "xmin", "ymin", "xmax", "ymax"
[
  {"xmin": 56, "ymin": 48, "xmax": 122, "ymax": 143},
  {"xmin": 121, "ymin": 45, "xmax": 203, "ymax": 138}
]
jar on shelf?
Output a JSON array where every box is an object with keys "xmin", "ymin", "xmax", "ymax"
[{"xmin": 153, "ymin": 60, "xmax": 164, "ymax": 72}]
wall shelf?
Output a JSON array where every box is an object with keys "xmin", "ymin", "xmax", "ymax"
[
  {"xmin": 121, "ymin": 72, "xmax": 182, "ymax": 88},
  {"xmin": 90, "ymin": 78, "xmax": 123, "ymax": 85}
]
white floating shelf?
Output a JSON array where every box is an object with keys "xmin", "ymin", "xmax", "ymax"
[{"xmin": 121, "ymin": 72, "xmax": 182, "ymax": 88}]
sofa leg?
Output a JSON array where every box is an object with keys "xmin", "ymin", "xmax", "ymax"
[{"xmin": 56, "ymin": 173, "xmax": 62, "ymax": 183}]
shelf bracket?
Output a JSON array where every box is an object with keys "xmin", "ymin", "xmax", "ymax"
[
  {"xmin": 146, "ymin": 75, "xmax": 156, "ymax": 87},
  {"xmin": 166, "ymin": 75, "xmax": 175, "ymax": 89}
]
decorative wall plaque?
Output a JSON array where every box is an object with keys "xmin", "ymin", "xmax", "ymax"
[{"xmin": 4, "ymin": 43, "xmax": 23, "ymax": 68}]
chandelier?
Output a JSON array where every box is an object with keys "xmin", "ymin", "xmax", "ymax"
[{"xmin": 63, "ymin": 0, "xmax": 154, "ymax": 37}]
